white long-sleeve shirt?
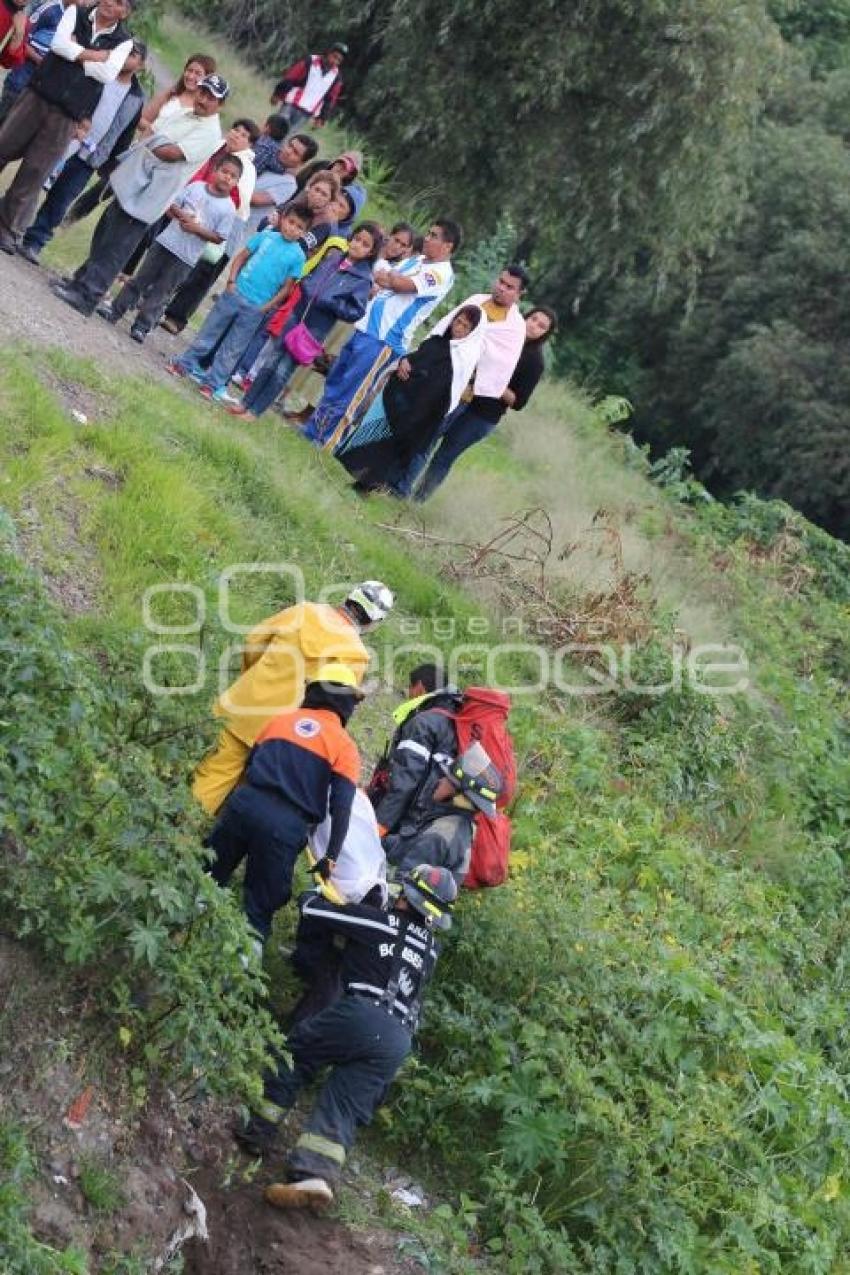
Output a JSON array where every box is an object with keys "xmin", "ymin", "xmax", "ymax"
[{"xmin": 50, "ymin": 4, "xmax": 132, "ymax": 83}]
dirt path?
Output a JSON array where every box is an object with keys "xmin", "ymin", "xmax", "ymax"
[{"xmin": 0, "ymin": 245, "xmax": 204, "ymax": 388}]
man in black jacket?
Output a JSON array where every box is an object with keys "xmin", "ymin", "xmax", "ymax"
[
  {"xmin": 0, "ymin": 0, "xmax": 134, "ymax": 251},
  {"xmin": 235, "ymin": 864, "xmax": 457, "ymax": 1211},
  {"xmin": 18, "ymin": 37, "xmax": 146, "ymax": 264}
]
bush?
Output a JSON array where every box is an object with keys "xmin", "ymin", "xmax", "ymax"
[{"xmin": 0, "ymin": 533, "xmax": 281, "ymax": 1103}]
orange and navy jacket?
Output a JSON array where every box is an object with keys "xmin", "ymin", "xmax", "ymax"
[{"xmin": 246, "ymin": 707, "xmax": 360, "ymax": 860}]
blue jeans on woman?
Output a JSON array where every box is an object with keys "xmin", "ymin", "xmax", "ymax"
[
  {"xmin": 412, "ymin": 405, "xmax": 497, "ymax": 501},
  {"xmin": 242, "ymin": 342, "xmax": 299, "ymax": 417}
]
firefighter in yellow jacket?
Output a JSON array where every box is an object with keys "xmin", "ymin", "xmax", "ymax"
[{"xmin": 193, "ymin": 581, "xmax": 394, "ymax": 816}]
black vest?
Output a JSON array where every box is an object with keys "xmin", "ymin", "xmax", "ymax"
[{"xmin": 33, "ymin": 6, "xmax": 130, "ymax": 121}]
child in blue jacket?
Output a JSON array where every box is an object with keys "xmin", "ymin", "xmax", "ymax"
[{"xmin": 228, "ymin": 220, "xmax": 382, "ymax": 422}]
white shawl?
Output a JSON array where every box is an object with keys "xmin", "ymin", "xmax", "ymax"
[{"xmin": 432, "ymin": 292, "xmax": 526, "ymax": 398}]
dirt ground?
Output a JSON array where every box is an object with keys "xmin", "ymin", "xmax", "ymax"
[
  {"xmin": 0, "ymin": 241, "xmax": 209, "ymax": 387},
  {"xmin": 0, "ymin": 935, "xmax": 428, "ymax": 1274}
]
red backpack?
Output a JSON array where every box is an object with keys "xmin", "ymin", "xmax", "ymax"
[{"xmin": 437, "ymin": 688, "xmax": 517, "ymax": 889}]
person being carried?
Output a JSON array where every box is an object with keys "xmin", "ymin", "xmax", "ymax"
[
  {"xmin": 229, "ymin": 220, "xmax": 382, "ymax": 422},
  {"xmin": 192, "ymin": 580, "xmax": 393, "ymax": 817},
  {"xmin": 234, "ymin": 862, "xmax": 457, "ymax": 1214},
  {"xmin": 97, "ymin": 151, "xmax": 241, "ymax": 343},
  {"xmin": 336, "ymin": 303, "xmax": 485, "ymax": 494},
  {"xmin": 205, "ymin": 664, "xmax": 364, "ymax": 945},
  {"xmin": 270, "ymin": 41, "xmax": 347, "ymax": 129},
  {"xmin": 303, "ymin": 218, "xmax": 461, "ymax": 450},
  {"xmin": 166, "ymin": 201, "xmax": 310, "ymax": 401}
]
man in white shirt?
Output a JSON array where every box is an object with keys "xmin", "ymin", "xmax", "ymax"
[
  {"xmin": 305, "ymin": 217, "xmax": 461, "ymax": 449},
  {"xmin": 0, "ymin": 0, "xmax": 134, "ymax": 251},
  {"xmin": 53, "ymin": 73, "xmax": 228, "ymax": 317}
]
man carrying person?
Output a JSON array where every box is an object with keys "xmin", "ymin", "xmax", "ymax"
[
  {"xmin": 191, "ymin": 580, "xmax": 393, "ymax": 817},
  {"xmin": 52, "ymin": 72, "xmax": 229, "ymax": 317},
  {"xmin": 369, "ymin": 667, "xmax": 503, "ymax": 885},
  {"xmin": 304, "ymin": 218, "xmax": 461, "ymax": 449},
  {"xmin": 18, "ymin": 35, "xmax": 146, "ymax": 264},
  {"xmin": 234, "ymin": 863, "xmax": 457, "ymax": 1213},
  {"xmin": 0, "ymin": 0, "xmax": 135, "ymax": 253},
  {"xmin": 401, "ymin": 265, "xmax": 530, "ymax": 499},
  {"xmin": 270, "ymin": 41, "xmax": 347, "ymax": 129}
]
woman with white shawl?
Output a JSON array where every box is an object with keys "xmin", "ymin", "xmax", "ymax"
[{"xmin": 334, "ymin": 303, "xmax": 487, "ymax": 495}]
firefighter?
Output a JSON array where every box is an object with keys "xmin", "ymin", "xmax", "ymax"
[
  {"xmin": 234, "ymin": 864, "xmax": 458, "ymax": 1211},
  {"xmin": 384, "ymin": 740, "xmax": 503, "ymax": 883},
  {"xmin": 193, "ymin": 580, "xmax": 393, "ymax": 816},
  {"xmin": 205, "ymin": 663, "xmax": 364, "ymax": 943}
]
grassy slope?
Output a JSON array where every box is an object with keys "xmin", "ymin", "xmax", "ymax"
[{"xmin": 2, "ymin": 15, "xmax": 850, "ymax": 1273}]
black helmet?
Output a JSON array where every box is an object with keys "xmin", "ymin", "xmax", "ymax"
[{"xmin": 401, "ymin": 864, "xmax": 458, "ymax": 932}]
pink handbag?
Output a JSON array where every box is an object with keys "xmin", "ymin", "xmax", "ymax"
[{"xmin": 283, "ymin": 322, "xmax": 325, "ymax": 365}]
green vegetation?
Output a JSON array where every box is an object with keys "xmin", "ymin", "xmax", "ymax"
[
  {"xmin": 1, "ymin": 332, "xmax": 849, "ymax": 1270},
  {"xmin": 0, "ymin": 1121, "xmax": 86, "ymax": 1274}
]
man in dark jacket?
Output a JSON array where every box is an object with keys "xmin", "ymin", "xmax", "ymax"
[
  {"xmin": 234, "ymin": 863, "xmax": 457, "ymax": 1212},
  {"xmin": 369, "ymin": 668, "xmax": 503, "ymax": 885},
  {"xmin": 270, "ymin": 42, "xmax": 347, "ymax": 128},
  {"xmin": 18, "ymin": 36, "xmax": 146, "ymax": 263},
  {"xmin": 0, "ymin": 0, "xmax": 134, "ymax": 251}
]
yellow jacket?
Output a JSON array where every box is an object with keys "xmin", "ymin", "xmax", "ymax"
[{"xmin": 214, "ymin": 602, "xmax": 369, "ymax": 746}]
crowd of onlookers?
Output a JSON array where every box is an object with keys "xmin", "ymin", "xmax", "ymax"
[{"xmin": 0, "ymin": 3, "xmax": 558, "ymax": 498}]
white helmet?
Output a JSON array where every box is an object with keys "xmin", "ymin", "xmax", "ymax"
[{"xmin": 345, "ymin": 580, "xmax": 394, "ymax": 627}]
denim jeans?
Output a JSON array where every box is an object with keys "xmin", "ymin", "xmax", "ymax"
[
  {"xmin": 413, "ymin": 405, "xmax": 497, "ymax": 501},
  {"xmin": 242, "ymin": 343, "xmax": 299, "ymax": 417},
  {"xmin": 23, "ymin": 153, "xmax": 93, "ymax": 251},
  {"xmin": 176, "ymin": 289, "xmax": 266, "ymax": 391},
  {"xmin": 391, "ymin": 403, "xmax": 463, "ymax": 497}
]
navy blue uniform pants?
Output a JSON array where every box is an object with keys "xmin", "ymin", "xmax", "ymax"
[
  {"xmin": 262, "ymin": 997, "xmax": 411, "ymax": 1183},
  {"xmin": 205, "ymin": 785, "xmax": 308, "ymax": 941}
]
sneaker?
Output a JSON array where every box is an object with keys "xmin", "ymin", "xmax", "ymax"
[
  {"xmin": 129, "ymin": 324, "xmax": 147, "ymax": 344},
  {"xmin": 198, "ymin": 384, "xmax": 214, "ymax": 400},
  {"xmin": 17, "ymin": 242, "xmax": 41, "ymax": 265},
  {"xmin": 233, "ymin": 1114, "xmax": 279, "ymax": 1156},
  {"xmin": 164, "ymin": 361, "xmax": 187, "ymax": 378},
  {"xmin": 213, "ymin": 386, "xmax": 242, "ymax": 406},
  {"xmin": 96, "ymin": 301, "xmax": 117, "ymax": 322},
  {"xmin": 231, "ymin": 372, "xmax": 247, "ymax": 389},
  {"xmin": 159, "ymin": 316, "xmax": 184, "ymax": 335},
  {"xmin": 265, "ymin": 1178, "xmax": 334, "ymax": 1212}
]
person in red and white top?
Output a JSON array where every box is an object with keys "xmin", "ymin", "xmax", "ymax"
[{"xmin": 271, "ymin": 41, "xmax": 348, "ymax": 129}]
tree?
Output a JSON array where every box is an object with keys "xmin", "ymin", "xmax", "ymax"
[{"xmin": 574, "ymin": 106, "xmax": 850, "ymax": 540}]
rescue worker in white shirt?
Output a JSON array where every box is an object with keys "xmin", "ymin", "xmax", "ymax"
[
  {"xmin": 270, "ymin": 42, "xmax": 347, "ymax": 129},
  {"xmin": 289, "ymin": 787, "xmax": 389, "ymax": 1024},
  {"xmin": 234, "ymin": 864, "xmax": 457, "ymax": 1213}
]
